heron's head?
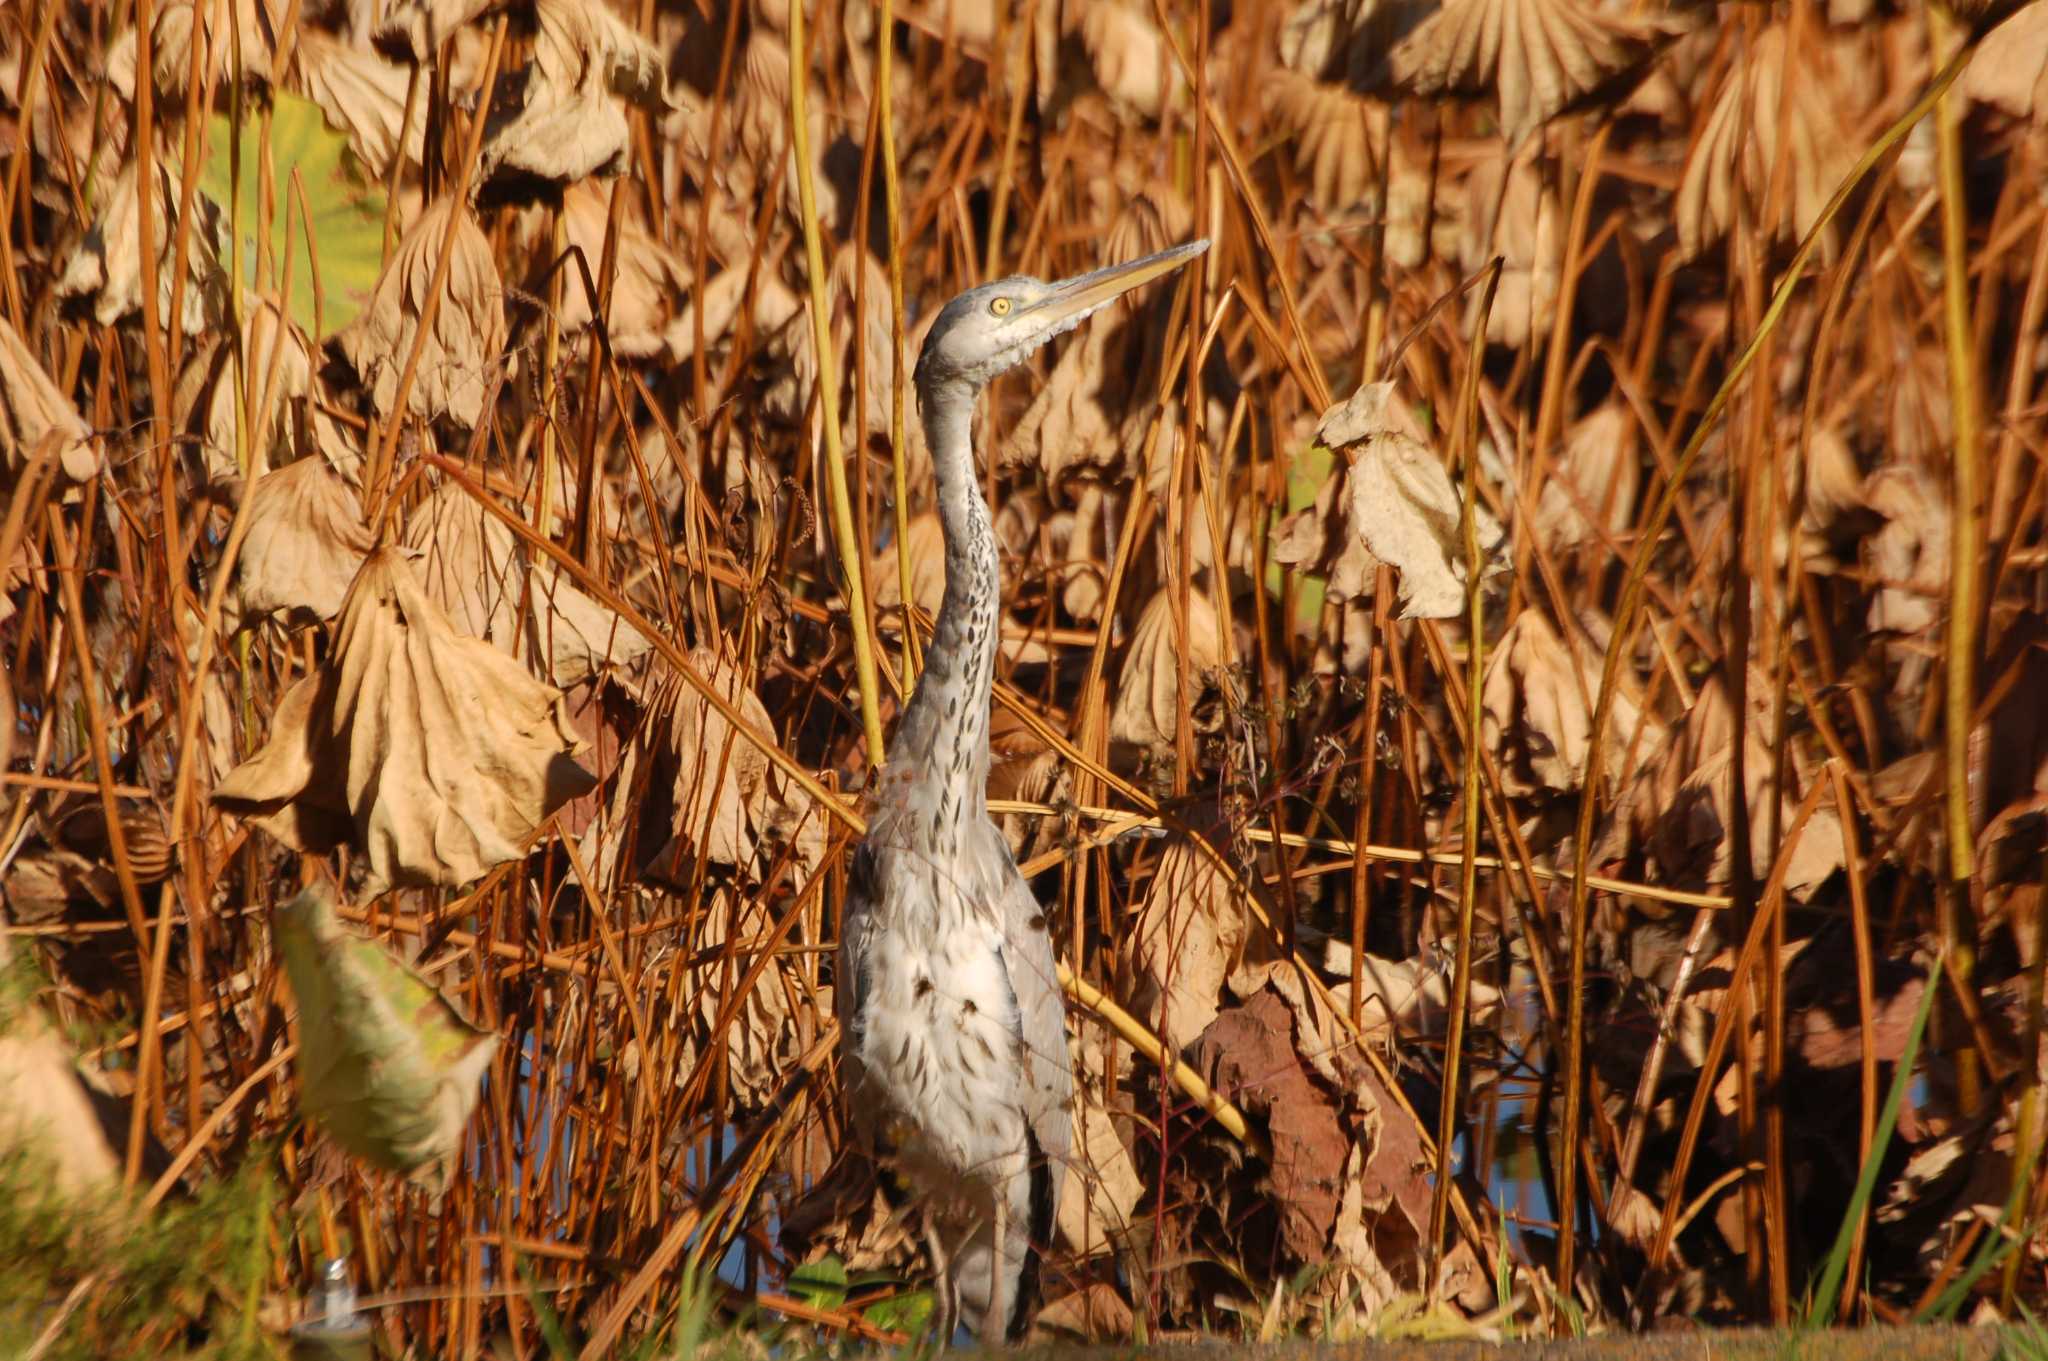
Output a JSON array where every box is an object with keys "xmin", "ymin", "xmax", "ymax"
[{"xmin": 913, "ymin": 239, "xmax": 1209, "ymax": 396}]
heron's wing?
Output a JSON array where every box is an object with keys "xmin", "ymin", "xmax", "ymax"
[
  {"xmin": 835, "ymin": 836, "xmax": 880, "ymax": 1144},
  {"xmin": 986, "ymin": 824, "xmax": 1073, "ymax": 1178}
]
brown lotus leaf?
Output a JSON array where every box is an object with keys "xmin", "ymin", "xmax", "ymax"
[
  {"xmin": 1535, "ymin": 404, "xmax": 1638, "ymax": 552},
  {"xmin": 0, "ymin": 1006, "xmax": 123, "ymax": 1204},
  {"xmin": 607, "ymin": 648, "xmax": 822, "ymax": 881},
  {"xmin": 227, "ymin": 457, "xmax": 371, "ymax": 630},
  {"xmin": 371, "ymin": 0, "xmax": 496, "ymax": 63},
  {"xmin": 1481, "ymin": 608, "xmax": 1652, "ymax": 796},
  {"xmin": 1376, "ymin": 0, "xmax": 1668, "ymax": 148},
  {"xmin": 340, "ymin": 197, "xmax": 504, "ymax": 427},
  {"xmin": 1321, "ymin": 380, "xmax": 1506, "ymax": 619},
  {"xmin": 1070, "ymin": 2, "xmax": 1182, "ymax": 119},
  {"xmin": 1126, "ymin": 839, "xmax": 1245, "ymax": 1043},
  {"xmin": 1267, "ymin": 72, "xmax": 1383, "ymax": 210},
  {"xmin": 1110, "ymin": 586, "xmax": 1230, "ymax": 755},
  {"xmin": 1058, "ymin": 484, "xmax": 1110, "ymax": 623},
  {"xmin": 175, "ymin": 294, "xmax": 317, "ymax": 484},
  {"xmin": 1863, "ymin": 464, "xmax": 1948, "ymax": 635},
  {"xmin": 1675, "ymin": 25, "xmax": 1852, "ymax": 261},
  {"xmin": 55, "ymin": 157, "xmax": 226, "ymax": 336},
  {"xmin": 870, "ymin": 510, "xmax": 948, "ymax": 622},
  {"xmin": 1193, "ymin": 989, "xmax": 1350, "ymax": 1263},
  {"xmin": 655, "ymin": 886, "xmax": 815, "ymax": 1109},
  {"xmin": 213, "ymin": 547, "xmax": 598, "ymax": 894},
  {"xmin": 1782, "ymin": 423, "xmax": 1866, "ymax": 573},
  {"xmin": 1462, "ymin": 147, "xmax": 1563, "ymax": 348},
  {"xmin": 290, "ymin": 32, "xmax": 426, "ymax": 179},
  {"xmin": 988, "ymin": 705, "xmax": 1065, "ymax": 860},
  {"xmin": 548, "ymin": 181, "xmax": 745, "ymax": 362},
  {"xmin": 1057, "ymin": 1084, "xmax": 1144, "ymax": 1260},
  {"xmin": 402, "ymin": 482, "xmax": 652, "ymax": 687},
  {"xmin": 1319, "ymin": 939, "xmax": 1504, "ymax": 1045},
  {"xmin": 1964, "ymin": 1, "xmax": 2048, "ymax": 122},
  {"xmin": 106, "ymin": 0, "xmax": 278, "ymax": 106},
  {"xmin": 1614, "ymin": 672, "xmax": 1843, "ymax": 897},
  {"xmin": 0, "ymin": 315, "xmax": 98, "ymax": 483},
  {"xmin": 1035, "ymin": 1283, "xmax": 1136, "ymax": 1342}
]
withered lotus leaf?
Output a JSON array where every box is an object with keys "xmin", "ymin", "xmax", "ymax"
[
  {"xmin": 1109, "ymin": 587, "xmax": 1230, "ymax": 756},
  {"xmin": 1321, "ymin": 380, "xmax": 1506, "ymax": 619},
  {"xmin": 227, "ymin": 458, "xmax": 371, "ymax": 630},
  {"xmin": 215, "ymin": 547, "xmax": 597, "ymax": 893},
  {"xmin": 1125, "ymin": 839, "xmax": 1245, "ymax": 1043},
  {"xmin": 1379, "ymin": 0, "xmax": 1668, "ymax": 149},
  {"xmin": 0, "ymin": 315, "xmax": 98, "ymax": 483},
  {"xmin": 274, "ymin": 883, "xmax": 500, "ymax": 1194},
  {"xmin": 339, "ymin": 197, "xmax": 505, "ymax": 427}
]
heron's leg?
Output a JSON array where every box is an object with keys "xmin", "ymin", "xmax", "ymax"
[
  {"xmin": 980, "ymin": 1195, "xmax": 1008, "ymax": 1348},
  {"xmin": 922, "ymin": 1207, "xmax": 955, "ymax": 1346}
]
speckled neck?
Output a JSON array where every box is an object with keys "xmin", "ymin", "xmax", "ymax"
[{"xmin": 888, "ymin": 383, "xmax": 999, "ymax": 820}]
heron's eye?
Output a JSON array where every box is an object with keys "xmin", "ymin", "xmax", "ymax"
[{"xmin": 989, "ymin": 297, "xmax": 1012, "ymax": 316}]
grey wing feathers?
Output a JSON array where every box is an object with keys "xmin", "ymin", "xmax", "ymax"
[{"xmin": 990, "ymin": 827, "xmax": 1073, "ymax": 1178}]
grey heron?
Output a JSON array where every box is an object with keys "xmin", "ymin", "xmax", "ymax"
[{"xmin": 837, "ymin": 238, "xmax": 1209, "ymax": 1344}]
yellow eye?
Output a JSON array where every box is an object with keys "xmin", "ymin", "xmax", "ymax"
[{"xmin": 989, "ymin": 297, "xmax": 1011, "ymax": 316}]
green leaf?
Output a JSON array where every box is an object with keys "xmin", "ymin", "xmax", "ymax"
[
  {"xmin": 861, "ymin": 1287, "xmax": 935, "ymax": 1336},
  {"xmin": 197, "ymin": 92, "xmax": 387, "ymax": 339},
  {"xmin": 785, "ymin": 1256, "xmax": 849, "ymax": 1311},
  {"xmin": 1264, "ymin": 440, "xmax": 1335, "ymax": 628}
]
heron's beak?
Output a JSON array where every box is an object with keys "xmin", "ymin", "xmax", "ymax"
[{"xmin": 1023, "ymin": 238, "xmax": 1209, "ymax": 327}]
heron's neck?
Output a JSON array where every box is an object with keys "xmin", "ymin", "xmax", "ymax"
[{"xmin": 890, "ymin": 384, "xmax": 998, "ymax": 816}]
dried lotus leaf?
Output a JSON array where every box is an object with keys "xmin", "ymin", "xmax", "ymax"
[
  {"xmin": 0, "ymin": 315, "xmax": 98, "ymax": 483},
  {"xmin": 275, "ymin": 883, "xmax": 500, "ymax": 1194},
  {"xmin": 1533, "ymin": 402, "xmax": 1638, "ymax": 551},
  {"xmin": 1323, "ymin": 380, "xmax": 1505, "ymax": 619},
  {"xmin": 372, "ymin": 0, "xmax": 496, "ymax": 63},
  {"xmin": 175, "ymin": 294, "xmax": 317, "ymax": 484},
  {"xmin": 1126, "ymin": 839, "xmax": 1245, "ymax": 1043},
  {"xmin": 1963, "ymin": 1, "xmax": 2048, "ymax": 122},
  {"xmin": 290, "ymin": 32, "xmax": 426, "ymax": 179},
  {"xmin": 1109, "ymin": 587, "xmax": 1230, "ymax": 755},
  {"xmin": 1071, "ymin": 3, "xmax": 1181, "ymax": 119},
  {"xmin": 339, "ymin": 197, "xmax": 505, "ymax": 426},
  {"xmin": 214, "ymin": 548, "xmax": 597, "ymax": 893},
  {"xmin": 54, "ymin": 157, "xmax": 226, "ymax": 336},
  {"xmin": 1674, "ymin": 25, "xmax": 1852, "ymax": 261},
  {"xmin": 1268, "ymin": 72, "xmax": 1382, "ymax": 210},
  {"xmin": 479, "ymin": 0, "xmax": 671, "ymax": 190},
  {"xmin": 228, "ymin": 457, "xmax": 371, "ymax": 630},
  {"xmin": 1378, "ymin": 0, "xmax": 1669, "ymax": 148},
  {"xmin": 1462, "ymin": 147, "xmax": 1563, "ymax": 348}
]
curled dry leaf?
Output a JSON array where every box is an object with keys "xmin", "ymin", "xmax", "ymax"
[
  {"xmin": 339, "ymin": 197, "xmax": 505, "ymax": 427},
  {"xmin": 1321, "ymin": 941, "xmax": 1504, "ymax": 1046},
  {"xmin": 1126, "ymin": 839, "xmax": 1246, "ymax": 1042},
  {"xmin": 545, "ymin": 182, "xmax": 745, "ymax": 362},
  {"xmin": 371, "ymin": 0, "xmax": 495, "ymax": 63},
  {"xmin": 54, "ymin": 157, "xmax": 226, "ymax": 336},
  {"xmin": 1034, "ymin": 1283, "xmax": 1136, "ymax": 1342},
  {"xmin": 1321, "ymin": 380, "xmax": 1506, "ymax": 619},
  {"xmin": 1267, "ymin": 72, "xmax": 1384, "ymax": 211},
  {"xmin": 1109, "ymin": 587, "xmax": 1230, "ymax": 756},
  {"xmin": 106, "ymin": 0, "xmax": 278, "ymax": 106},
  {"xmin": 1863, "ymin": 464, "xmax": 1948, "ymax": 635},
  {"xmin": 1482, "ymin": 608, "xmax": 1646, "ymax": 795},
  {"xmin": 1374, "ymin": 0, "xmax": 1669, "ymax": 148},
  {"xmin": 642, "ymin": 649, "xmax": 822, "ymax": 879},
  {"xmin": 1674, "ymin": 25, "xmax": 1853, "ymax": 261},
  {"xmin": 403, "ymin": 483, "xmax": 652, "ymax": 686},
  {"xmin": 1463, "ymin": 147, "xmax": 1563, "ymax": 348},
  {"xmin": 1057, "ymin": 1084, "xmax": 1145, "ymax": 1260},
  {"xmin": 214, "ymin": 547, "xmax": 598, "ymax": 894},
  {"xmin": 480, "ymin": 0, "xmax": 670, "ymax": 188},
  {"xmin": 174, "ymin": 294, "xmax": 316, "ymax": 484},
  {"xmin": 870, "ymin": 511, "xmax": 948, "ymax": 623},
  {"xmin": 1534, "ymin": 402, "xmax": 1638, "ymax": 551},
  {"xmin": 1963, "ymin": 0, "xmax": 2048, "ymax": 122},
  {"xmin": 275, "ymin": 883, "xmax": 500, "ymax": 1194},
  {"xmin": 226, "ymin": 458, "xmax": 371, "ymax": 630},
  {"xmin": 0, "ymin": 315, "xmax": 99, "ymax": 483},
  {"xmin": 1069, "ymin": 2, "xmax": 1182, "ymax": 119},
  {"xmin": 0, "ymin": 1004, "xmax": 123, "ymax": 1203},
  {"xmin": 290, "ymin": 32, "xmax": 426, "ymax": 179}
]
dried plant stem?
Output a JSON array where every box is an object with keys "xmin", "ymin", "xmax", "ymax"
[
  {"xmin": 1930, "ymin": 0, "xmax": 1983, "ymax": 1116},
  {"xmin": 786, "ymin": 0, "xmax": 887, "ymax": 770},
  {"xmin": 1430, "ymin": 257, "xmax": 1500, "ymax": 1292},
  {"xmin": 878, "ymin": 0, "xmax": 919, "ymax": 684},
  {"xmin": 1557, "ymin": 36, "xmax": 1984, "ymax": 1294},
  {"xmin": 1059, "ymin": 965, "xmax": 1265, "ymax": 1157}
]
